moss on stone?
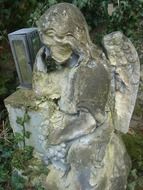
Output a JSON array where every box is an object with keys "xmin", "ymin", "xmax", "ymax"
[
  {"xmin": 4, "ymin": 89, "xmax": 38, "ymax": 109},
  {"xmin": 4, "ymin": 89, "xmax": 57, "ymax": 113}
]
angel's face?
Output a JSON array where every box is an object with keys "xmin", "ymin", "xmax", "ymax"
[{"xmin": 41, "ymin": 31, "xmax": 72, "ymax": 63}]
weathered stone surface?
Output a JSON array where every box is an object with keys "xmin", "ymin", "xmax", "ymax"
[
  {"xmin": 130, "ymin": 64, "xmax": 143, "ymax": 128},
  {"xmin": 45, "ymin": 128, "xmax": 131, "ymax": 190},
  {"xmin": 4, "ymin": 89, "xmax": 57, "ymax": 153},
  {"xmin": 5, "ymin": 3, "xmax": 140, "ymax": 190},
  {"xmin": 5, "ymin": 91, "xmax": 131, "ymax": 189},
  {"xmin": 103, "ymin": 31, "xmax": 140, "ymax": 133}
]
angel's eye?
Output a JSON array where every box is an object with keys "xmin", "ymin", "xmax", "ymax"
[{"xmin": 66, "ymin": 33, "xmax": 73, "ymax": 37}]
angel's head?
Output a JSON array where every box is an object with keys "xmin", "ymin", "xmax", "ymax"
[{"xmin": 37, "ymin": 3, "xmax": 92, "ymax": 63}]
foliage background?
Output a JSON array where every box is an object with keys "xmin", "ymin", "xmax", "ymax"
[{"xmin": 0, "ymin": 0, "xmax": 143, "ymax": 189}]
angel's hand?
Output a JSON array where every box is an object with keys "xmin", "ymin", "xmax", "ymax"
[
  {"xmin": 42, "ymin": 46, "xmax": 50, "ymax": 61},
  {"xmin": 34, "ymin": 46, "xmax": 48, "ymax": 73}
]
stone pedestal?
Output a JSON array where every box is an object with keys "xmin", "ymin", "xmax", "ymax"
[{"xmin": 4, "ymin": 89, "xmax": 56, "ymax": 154}]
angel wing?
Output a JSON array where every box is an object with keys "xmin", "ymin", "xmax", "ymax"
[{"xmin": 103, "ymin": 31, "xmax": 140, "ymax": 133}]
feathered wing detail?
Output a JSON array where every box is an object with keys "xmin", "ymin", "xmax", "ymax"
[{"xmin": 103, "ymin": 31, "xmax": 140, "ymax": 133}]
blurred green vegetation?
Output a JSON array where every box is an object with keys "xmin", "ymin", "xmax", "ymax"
[
  {"xmin": 0, "ymin": 0, "xmax": 143, "ymax": 189},
  {"xmin": 123, "ymin": 130, "xmax": 143, "ymax": 190}
]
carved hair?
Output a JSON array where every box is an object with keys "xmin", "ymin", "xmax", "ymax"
[{"xmin": 37, "ymin": 3, "xmax": 100, "ymax": 64}]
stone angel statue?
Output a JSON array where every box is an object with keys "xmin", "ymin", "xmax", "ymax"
[{"xmin": 32, "ymin": 3, "xmax": 140, "ymax": 190}]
